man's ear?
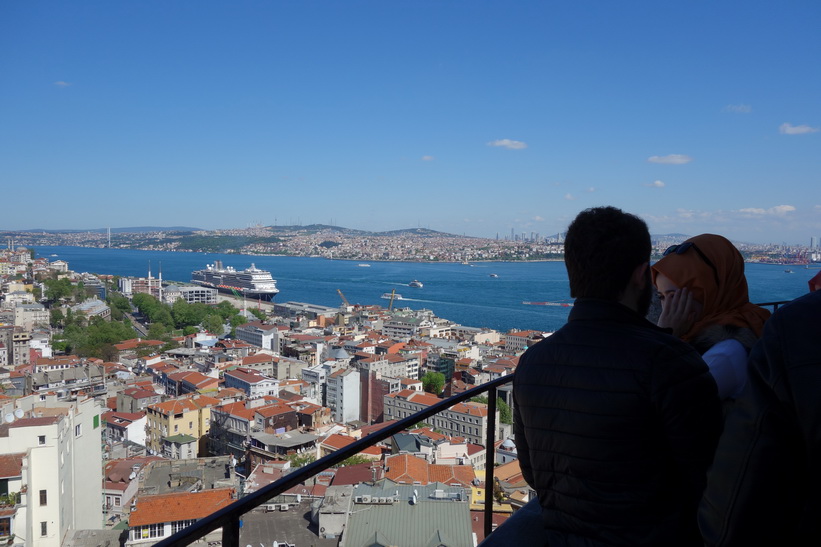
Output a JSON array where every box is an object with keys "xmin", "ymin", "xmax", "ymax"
[{"xmin": 631, "ymin": 262, "xmax": 649, "ymax": 288}]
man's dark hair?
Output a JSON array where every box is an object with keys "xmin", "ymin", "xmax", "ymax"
[{"xmin": 564, "ymin": 206, "xmax": 651, "ymax": 300}]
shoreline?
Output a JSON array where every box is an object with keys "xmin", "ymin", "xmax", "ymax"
[{"xmin": 31, "ymin": 243, "xmax": 818, "ymax": 267}]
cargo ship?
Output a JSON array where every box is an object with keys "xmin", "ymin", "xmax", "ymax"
[{"xmin": 192, "ymin": 261, "xmax": 280, "ymax": 301}]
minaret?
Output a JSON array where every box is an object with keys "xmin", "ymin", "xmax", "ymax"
[{"xmin": 158, "ymin": 262, "xmax": 163, "ymax": 302}]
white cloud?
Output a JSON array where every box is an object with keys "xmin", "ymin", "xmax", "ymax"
[
  {"xmin": 779, "ymin": 123, "xmax": 819, "ymax": 135},
  {"xmin": 647, "ymin": 154, "xmax": 693, "ymax": 165},
  {"xmin": 421, "ymin": 155, "xmax": 435, "ymax": 161},
  {"xmin": 487, "ymin": 139, "xmax": 527, "ymax": 150},
  {"xmin": 645, "ymin": 180, "xmax": 666, "ymax": 188},
  {"xmin": 723, "ymin": 104, "xmax": 752, "ymax": 114},
  {"xmin": 586, "ymin": 187, "xmax": 596, "ymax": 193},
  {"xmin": 738, "ymin": 205, "xmax": 796, "ymax": 216},
  {"xmin": 532, "ymin": 215, "xmax": 545, "ymax": 222},
  {"xmin": 53, "ymin": 81, "xmax": 72, "ymax": 87},
  {"xmin": 564, "ymin": 193, "xmax": 575, "ymax": 201}
]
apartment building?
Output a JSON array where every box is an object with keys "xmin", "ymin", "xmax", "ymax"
[
  {"xmin": 234, "ymin": 321, "xmax": 281, "ymax": 352},
  {"xmin": 384, "ymin": 389, "xmax": 495, "ymax": 445},
  {"xmin": 0, "ymin": 397, "xmax": 103, "ymax": 547},
  {"xmin": 223, "ymin": 368, "xmax": 279, "ymax": 399},
  {"xmin": 13, "ymin": 303, "xmax": 48, "ymax": 330},
  {"xmin": 326, "ymin": 368, "xmax": 360, "ymax": 424},
  {"xmin": 144, "ymin": 395, "xmax": 220, "ymax": 457}
]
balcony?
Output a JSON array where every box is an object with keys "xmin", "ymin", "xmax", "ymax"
[{"xmin": 157, "ymin": 300, "xmax": 790, "ymax": 547}]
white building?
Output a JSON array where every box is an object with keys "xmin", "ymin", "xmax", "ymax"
[
  {"xmin": 0, "ymin": 396, "xmax": 103, "ymax": 546},
  {"xmin": 223, "ymin": 368, "xmax": 279, "ymax": 399},
  {"xmin": 234, "ymin": 322, "xmax": 281, "ymax": 352},
  {"xmin": 326, "ymin": 368, "xmax": 360, "ymax": 424},
  {"xmin": 13, "ymin": 303, "xmax": 49, "ymax": 331}
]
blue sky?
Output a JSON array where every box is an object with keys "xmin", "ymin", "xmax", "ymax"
[{"xmin": 1, "ymin": 1, "xmax": 819, "ymax": 244}]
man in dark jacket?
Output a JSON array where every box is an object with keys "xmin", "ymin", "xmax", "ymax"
[
  {"xmin": 700, "ymin": 289, "xmax": 821, "ymax": 545},
  {"xmin": 514, "ymin": 206, "xmax": 721, "ymax": 546}
]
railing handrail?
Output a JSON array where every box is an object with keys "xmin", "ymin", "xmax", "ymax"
[{"xmin": 155, "ymin": 374, "xmax": 514, "ymax": 546}]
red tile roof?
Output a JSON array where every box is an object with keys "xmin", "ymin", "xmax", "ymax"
[
  {"xmin": 0, "ymin": 453, "xmax": 24, "ymax": 479},
  {"xmin": 114, "ymin": 339, "xmax": 165, "ymax": 351},
  {"xmin": 129, "ymin": 488, "xmax": 235, "ymax": 527},
  {"xmin": 385, "ymin": 454, "xmax": 474, "ymax": 487},
  {"xmin": 321, "ymin": 434, "xmax": 381, "ymax": 456}
]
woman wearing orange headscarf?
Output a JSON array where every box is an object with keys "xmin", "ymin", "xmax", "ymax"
[{"xmin": 651, "ymin": 234, "xmax": 770, "ymax": 400}]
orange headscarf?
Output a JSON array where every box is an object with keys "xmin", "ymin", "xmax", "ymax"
[{"xmin": 651, "ymin": 234, "xmax": 770, "ymax": 341}]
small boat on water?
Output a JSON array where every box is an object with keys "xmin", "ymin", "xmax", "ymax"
[
  {"xmin": 358, "ymin": 263, "xmax": 371, "ymax": 267},
  {"xmin": 408, "ymin": 280, "xmax": 423, "ymax": 288},
  {"xmin": 381, "ymin": 292, "xmax": 404, "ymax": 300},
  {"xmin": 785, "ymin": 269, "xmax": 794, "ymax": 273},
  {"xmin": 489, "ymin": 273, "xmax": 499, "ymax": 278}
]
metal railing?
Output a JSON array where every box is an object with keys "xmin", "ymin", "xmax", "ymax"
[
  {"xmin": 155, "ymin": 374, "xmax": 513, "ymax": 546},
  {"xmin": 155, "ymin": 299, "xmax": 792, "ymax": 546}
]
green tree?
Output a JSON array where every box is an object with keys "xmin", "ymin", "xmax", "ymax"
[
  {"xmin": 202, "ymin": 314, "xmax": 225, "ymax": 335},
  {"xmin": 148, "ymin": 322, "xmax": 170, "ymax": 340},
  {"xmin": 286, "ymin": 453, "xmax": 316, "ymax": 468},
  {"xmin": 44, "ymin": 278, "xmax": 73, "ymax": 302},
  {"xmin": 333, "ymin": 455, "xmax": 373, "ymax": 467},
  {"xmin": 49, "ymin": 308, "xmax": 64, "ymax": 328},
  {"xmin": 470, "ymin": 396, "xmax": 512, "ymax": 425},
  {"xmin": 422, "ymin": 371, "xmax": 445, "ymax": 395},
  {"xmin": 249, "ymin": 308, "xmax": 267, "ymax": 321},
  {"xmin": 215, "ymin": 300, "xmax": 238, "ymax": 320}
]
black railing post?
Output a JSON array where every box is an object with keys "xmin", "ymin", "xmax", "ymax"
[
  {"xmin": 483, "ymin": 385, "xmax": 498, "ymax": 539},
  {"xmin": 222, "ymin": 516, "xmax": 240, "ymax": 547}
]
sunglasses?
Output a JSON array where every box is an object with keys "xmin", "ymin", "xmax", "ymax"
[{"xmin": 663, "ymin": 242, "xmax": 720, "ymax": 287}]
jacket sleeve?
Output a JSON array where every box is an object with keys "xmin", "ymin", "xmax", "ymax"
[
  {"xmin": 698, "ymin": 311, "xmax": 805, "ymax": 546},
  {"xmin": 653, "ymin": 344, "xmax": 722, "ymax": 510}
]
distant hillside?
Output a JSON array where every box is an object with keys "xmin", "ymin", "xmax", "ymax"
[
  {"xmin": 15, "ymin": 226, "xmax": 201, "ymax": 234},
  {"xmin": 265, "ymin": 224, "xmax": 458, "ymax": 238},
  {"xmin": 373, "ymin": 227, "xmax": 457, "ymax": 237}
]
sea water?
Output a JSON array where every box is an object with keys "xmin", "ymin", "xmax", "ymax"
[{"xmin": 32, "ymin": 246, "xmax": 815, "ymax": 333}]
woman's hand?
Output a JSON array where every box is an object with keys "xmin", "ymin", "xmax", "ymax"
[{"xmin": 657, "ymin": 287, "xmax": 701, "ymax": 338}]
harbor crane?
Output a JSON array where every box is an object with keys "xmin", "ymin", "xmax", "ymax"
[{"xmin": 337, "ymin": 289, "xmax": 350, "ymax": 307}]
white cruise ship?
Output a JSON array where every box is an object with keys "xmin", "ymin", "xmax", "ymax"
[{"xmin": 191, "ymin": 261, "xmax": 280, "ymax": 301}]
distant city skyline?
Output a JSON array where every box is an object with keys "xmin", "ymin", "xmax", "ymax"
[{"xmin": 1, "ymin": 2, "xmax": 819, "ymax": 245}]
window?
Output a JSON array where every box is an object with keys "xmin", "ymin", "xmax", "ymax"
[
  {"xmin": 74, "ymin": 424, "xmax": 82, "ymax": 437},
  {"xmin": 188, "ymin": 421, "xmax": 193, "ymax": 429},
  {"xmin": 38, "ymin": 435, "xmax": 46, "ymax": 445},
  {"xmin": 174, "ymin": 424, "xmax": 178, "ymax": 432},
  {"xmin": 40, "ymin": 521, "xmax": 47, "ymax": 537},
  {"xmin": 172, "ymin": 519, "xmax": 196, "ymax": 533},
  {"xmin": 0, "ymin": 517, "xmax": 10, "ymax": 538},
  {"xmin": 39, "ymin": 489, "xmax": 47, "ymax": 506}
]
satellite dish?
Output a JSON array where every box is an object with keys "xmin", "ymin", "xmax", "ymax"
[
  {"xmin": 13, "ymin": 409, "xmax": 23, "ymax": 419},
  {"xmin": 4, "ymin": 413, "xmax": 14, "ymax": 423}
]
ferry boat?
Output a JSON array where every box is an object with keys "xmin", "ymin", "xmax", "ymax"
[
  {"xmin": 191, "ymin": 261, "xmax": 280, "ymax": 301},
  {"xmin": 408, "ymin": 280, "xmax": 423, "ymax": 288},
  {"xmin": 381, "ymin": 292, "xmax": 404, "ymax": 300}
]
